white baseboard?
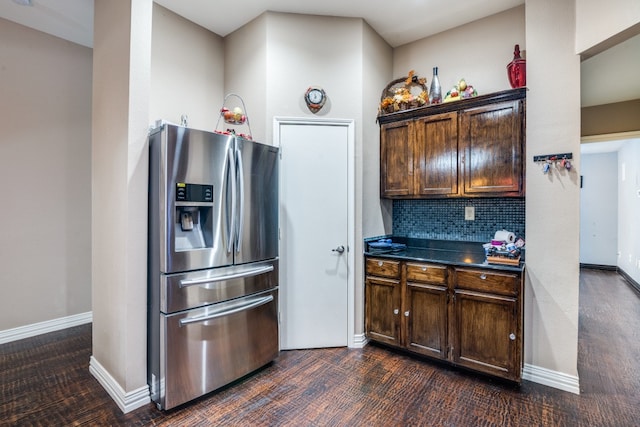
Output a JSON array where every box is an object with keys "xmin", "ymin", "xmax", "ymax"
[
  {"xmin": 89, "ymin": 356, "xmax": 151, "ymax": 413},
  {"xmin": 523, "ymin": 363, "xmax": 580, "ymax": 394},
  {"xmin": 0, "ymin": 311, "xmax": 93, "ymax": 345},
  {"xmin": 350, "ymin": 333, "xmax": 368, "ymax": 349}
]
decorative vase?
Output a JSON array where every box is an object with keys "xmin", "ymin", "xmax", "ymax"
[
  {"xmin": 507, "ymin": 44, "xmax": 526, "ymax": 88},
  {"xmin": 429, "ymin": 67, "xmax": 442, "ymax": 104}
]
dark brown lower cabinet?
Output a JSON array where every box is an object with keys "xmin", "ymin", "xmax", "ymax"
[
  {"xmin": 365, "ymin": 256, "xmax": 524, "ymax": 383},
  {"xmin": 452, "ymin": 290, "xmax": 519, "ymax": 380},
  {"xmin": 405, "ymin": 262, "xmax": 448, "ymax": 360},
  {"xmin": 365, "ymin": 259, "xmax": 401, "ymax": 346}
]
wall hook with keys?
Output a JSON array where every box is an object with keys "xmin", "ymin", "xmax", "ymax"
[{"xmin": 533, "ymin": 152, "xmax": 574, "ymax": 175}]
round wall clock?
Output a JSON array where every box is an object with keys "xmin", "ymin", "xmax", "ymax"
[{"xmin": 304, "ymin": 86, "xmax": 327, "ymax": 113}]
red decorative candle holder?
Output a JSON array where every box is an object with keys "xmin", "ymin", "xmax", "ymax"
[{"xmin": 507, "ymin": 44, "xmax": 526, "ymax": 88}]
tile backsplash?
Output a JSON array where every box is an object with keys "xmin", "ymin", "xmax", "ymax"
[{"xmin": 393, "ymin": 198, "xmax": 525, "ymax": 242}]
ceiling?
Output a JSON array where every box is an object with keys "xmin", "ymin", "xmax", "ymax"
[
  {"xmin": 0, "ymin": 0, "xmax": 638, "ymax": 112},
  {"xmin": 152, "ymin": 0, "xmax": 525, "ymax": 48},
  {"xmin": 0, "ymin": 0, "xmax": 93, "ymax": 47},
  {"xmin": 0, "ymin": 0, "xmax": 526, "ymax": 48},
  {"xmin": 580, "ymin": 139, "xmax": 630, "ymax": 154},
  {"xmin": 580, "ymin": 33, "xmax": 640, "ymax": 108}
]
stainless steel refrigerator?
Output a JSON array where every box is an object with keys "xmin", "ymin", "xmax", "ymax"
[{"xmin": 147, "ymin": 123, "xmax": 279, "ymax": 410}]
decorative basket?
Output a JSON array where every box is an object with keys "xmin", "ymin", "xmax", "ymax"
[
  {"xmin": 215, "ymin": 93, "xmax": 253, "ymax": 139},
  {"xmin": 379, "ymin": 71, "xmax": 428, "ymax": 115}
]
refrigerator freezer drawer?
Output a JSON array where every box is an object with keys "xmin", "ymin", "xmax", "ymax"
[
  {"xmin": 160, "ymin": 260, "xmax": 278, "ymax": 313},
  {"xmin": 153, "ymin": 288, "xmax": 279, "ymax": 410}
]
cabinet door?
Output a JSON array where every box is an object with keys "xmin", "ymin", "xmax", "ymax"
[
  {"xmin": 365, "ymin": 276, "xmax": 402, "ymax": 346},
  {"xmin": 460, "ymin": 100, "xmax": 523, "ymax": 196},
  {"xmin": 413, "ymin": 112, "xmax": 459, "ymax": 197},
  {"xmin": 380, "ymin": 120, "xmax": 413, "ymax": 197},
  {"xmin": 405, "ymin": 281, "xmax": 448, "ymax": 359},
  {"xmin": 452, "ymin": 289, "xmax": 520, "ymax": 381}
]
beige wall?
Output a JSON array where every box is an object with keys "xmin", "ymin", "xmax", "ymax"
[
  {"xmin": 150, "ymin": 4, "xmax": 224, "ymax": 130},
  {"xmin": 576, "ymin": 0, "xmax": 640, "ymax": 54},
  {"xmin": 0, "ymin": 18, "xmax": 92, "ymax": 330},
  {"xmin": 224, "ymin": 13, "xmax": 268, "ymax": 142},
  {"xmin": 224, "ymin": 12, "xmax": 392, "ymax": 338},
  {"xmin": 360, "ymin": 22, "xmax": 394, "ymax": 333},
  {"xmin": 580, "ymin": 34, "xmax": 640, "ymax": 107},
  {"xmin": 525, "ymin": 0, "xmax": 582, "ymax": 379},
  {"xmin": 265, "ymin": 13, "xmax": 361, "ymax": 117},
  {"xmin": 265, "ymin": 12, "xmax": 367, "ymax": 334},
  {"xmin": 362, "ymin": 23, "xmax": 393, "ymax": 239},
  {"xmin": 225, "ymin": 11, "xmax": 392, "ymax": 149},
  {"xmin": 582, "ymin": 99, "xmax": 640, "ymax": 136},
  {"xmin": 91, "ymin": 0, "xmax": 151, "ymax": 401},
  {"xmin": 393, "ymin": 6, "xmax": 526, "ymax": 96}
]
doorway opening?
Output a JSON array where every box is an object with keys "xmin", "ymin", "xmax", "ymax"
[{"xmin": 579, "ymin": 135, "xmax": 640, "ymax": 290}]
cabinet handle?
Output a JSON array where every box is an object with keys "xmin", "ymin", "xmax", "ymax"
[
  {"xmin": 404, "ymin": 311, "xmax": 410, "ymax": 317},
  {"xmin": 509, "ymin": 333, "xmax": 516, "ymax": 341},
  {"xmin": 480, "ymin": 274, "xmax": 487, "ymax": 280},
  {"xmin": 393, "ymin": 309, "xmax": 399, "ymax": 315},
  {"xmin": 378, "ymin": 261, "xmax": 383, "ymax": 267}
]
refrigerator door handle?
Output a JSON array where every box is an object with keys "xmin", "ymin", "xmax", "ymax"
[
  {"xmin": 178, "ymin": 264, "xmax": 275, "ymax": 288},
  {"xmin": 235, "ymin": 144, "xmax": 245, "ymax": 253},
  {"xmin": 226, "ymin": 146, "xmax": 236, "ymax": 254},
  {"xmin": 179, "ymin": 294, "xmax": 274, "ymax": 326}
]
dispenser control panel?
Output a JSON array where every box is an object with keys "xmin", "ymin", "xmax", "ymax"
[{"xmin": 176, "ymin": 183, "xmax": 213, "ymax": 202}]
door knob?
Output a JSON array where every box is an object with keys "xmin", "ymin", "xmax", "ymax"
[{"xmin": 332, "ymin": 245, "xmax": 345, "ymax": 254}]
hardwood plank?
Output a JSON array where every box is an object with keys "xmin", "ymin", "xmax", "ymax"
[{"xmin": 1, "ymin": 268, "xmax": 638, "ymax": 426}]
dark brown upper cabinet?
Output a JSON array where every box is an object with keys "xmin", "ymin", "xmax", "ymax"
[{"xmin": 378, "ymin": 88, "xmax": 526, "ymax": 199}]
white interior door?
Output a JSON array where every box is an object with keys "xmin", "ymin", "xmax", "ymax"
[{"xmin": 277, "ymin": 119, "xmax": 353, "ymax": 349}]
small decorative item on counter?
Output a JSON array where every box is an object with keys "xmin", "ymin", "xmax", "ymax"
[
  {"xmin": 507, "ymin": 44, "xmax": 526, "ymax": 88},
  {"xmin": 444, "ymin": 78, "xmax": 478, "ymax": 102},
  {"xmin": 378, "ymin": 70, "xmax": 429, "ymax": 115},
  {"xmin": 485, "ymin": 230, "xmax": 522, "ymax": 265},
  {"xmin": 494, "ymin": 229, "xmax": 516, "ymax": 243},
  {"xmin": 428, "ymin": 67, "xmax": 442, "ymax": 104},
  {"xmin": 486, "ymin": 243, "xmax": 521, "ymax": 265}
]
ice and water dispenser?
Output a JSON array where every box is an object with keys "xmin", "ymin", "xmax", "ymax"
[{"xmin": 174, "ymin": 182, "xmax": 213, "ymax": 252}]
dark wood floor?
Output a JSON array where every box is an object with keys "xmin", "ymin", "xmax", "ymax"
[{"xmin": 1, "ymin": 268, "xmax": 639, "ymax": 426}]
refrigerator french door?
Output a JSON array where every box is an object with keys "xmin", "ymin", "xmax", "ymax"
[{"xmin": 148, "ymin": 123, "xmax": 279, "ymax": 410}]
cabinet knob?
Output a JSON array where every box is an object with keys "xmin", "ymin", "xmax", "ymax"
[
  {"xmin": 509, "ymin": 333, "xmax": 516, "ymax": 341},
  {"xmin": 393, "ymin": 309, "xmax": 399, "ymax": 315},
  {"xmin": 480, "ymin": 274, "xmax": 487, "ymax": 280},
  {"xmin": 404, "ymin": 311, "xmax": 410, "ymax": 317},
  {"xmin": 421, "ymin": 266, "xmax": 427, "ymax": 271},
  {"xmin": 378, "ymin": 261, "xmax": 383, "ymax": 267}
]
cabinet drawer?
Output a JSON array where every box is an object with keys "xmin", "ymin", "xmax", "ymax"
[
  {"xmin": 366, "ymin": 258, "xmax": 400, "ymax": 279},
  {"xmin": 455, "ymin": 268, "xmax": 519, "ymax": 296},
  {"xmin": 406, "ymin": 262, "xmax": 447, "ymax": 284}
]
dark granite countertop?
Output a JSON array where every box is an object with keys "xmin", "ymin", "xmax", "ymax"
[{"xmin": 364, "ymin": 236, "xmax": 524, "ymax": 273}]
